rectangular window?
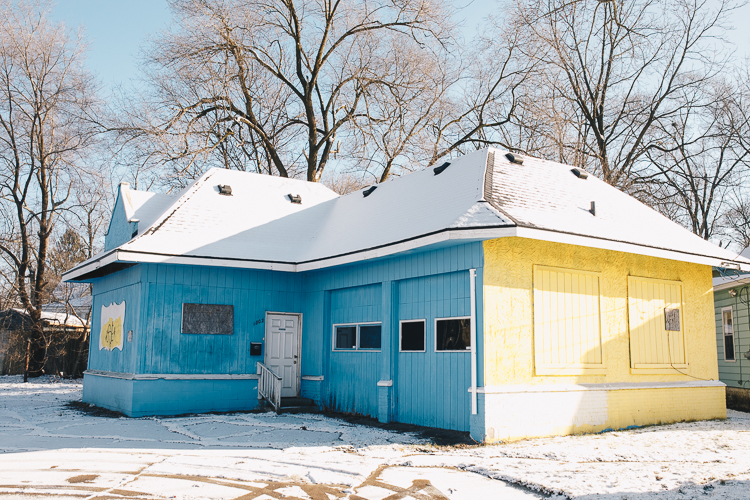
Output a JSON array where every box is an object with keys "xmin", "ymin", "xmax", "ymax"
[
  {"xmin": 435, "ymin": 317, "xmax": 471, "ymax": 351},
  {"xmin": 628, "ymin": 276, "xmax": 687, "ymax": 370},
  {"xmin": 723, "ymin": 306, "xmax": 735, "ymax": 361},
  {"xmin": 333, "ymin": 323, "xmax": 381, "ymax": 351},
  {"xmin": 533, "ymin": 266, "xmax": 605, "ymax": 375},
  {"xmin": 335, "ymin": 325, "xmax": 357, "ymax": 349},
  {"xmin": 359, "ymin": 324, "xmax": 382, "ymax": 350},
  {"xmin": 400, "ymin": 320, "xmax": 425, "ymax": 351}
]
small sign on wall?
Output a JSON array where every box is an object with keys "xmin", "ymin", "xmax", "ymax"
[
  {"xmin": 664, "ymin": 308, "xmax": 680, "ymax": 331},
  {"xmin": 181, "ymin": 303, "xmax": 234, "ymax": 335},
  {"xmin": 100, "ymin": 301, "xmax": 126, "ymax": 351}
]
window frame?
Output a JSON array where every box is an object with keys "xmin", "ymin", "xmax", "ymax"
[
  {"xmin": 722, "ymin": 306, "xmax": 736, "ymax": 362},
  {"xmin": 532, "ymin": 265, "xmax": 606, "ymax": 375},
  {"xmin": 434, "ymin": 316, "xmax": 472, "ymax": 353},
  {"xmin": 399, "ymin": 319, "xmax": 426, "ymax": 353},
  {"xmin": 332, "ymin": 321, "xmax": 382, "ymax": 352}
]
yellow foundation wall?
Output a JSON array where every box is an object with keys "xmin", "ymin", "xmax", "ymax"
[{"xmin": 480, "ymin": 237, "xmax": 725, "ymax": 439}]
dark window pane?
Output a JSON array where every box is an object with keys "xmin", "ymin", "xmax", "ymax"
[
  {"xmin": 436, "ymin": 318, "xmax": 471, "ymax": 351},
  {"xmin": 725, "ymin": 335, "xmax": 735, "ymax": 361},
  {"xmin": 359, "ymin": 324, "xmax": 381, "ymax": 349},
  {"xmin": 401, "ymin": 321, "xmax": 425, "ymax": 351},
  {"xmin": 335, "ymin": 326, "xmax": 356, "ymax": 349}
]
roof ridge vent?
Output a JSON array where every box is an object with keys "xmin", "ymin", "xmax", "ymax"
[
  {"xmin": 288, "ymin": 194, "xmax": 302, "ymax": 204},
  {"xmin": 363, "ymin": 186, "xmax": 377, "ymax": 197},
  {"xmin": 433, "ymin": 162, "xmax": 451, "ymax": 175},
  {"xmin": 505, "ymin": 153, "xmax": 523, "ymax": 165},
  {"xmin": 571, "ymin": 168, "xmax": 589, "ymax": 179},
  {"xmin": 218, "ymin": 185, "xmax": 232, "ymax": 196}
]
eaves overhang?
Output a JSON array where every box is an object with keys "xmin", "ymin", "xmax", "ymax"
[{"xmin": 63, "ymin": 223, "xmax": 750, "ymax": 282}]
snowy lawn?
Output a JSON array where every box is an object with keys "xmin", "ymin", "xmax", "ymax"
[{"xmin": 1, "ymin": 377, "xmax": 749, "ymax": 499}]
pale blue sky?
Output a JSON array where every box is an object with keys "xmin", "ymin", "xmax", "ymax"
[{"xmin": 51, "ymin": 0, "xmax": 750, "ymax": 97}]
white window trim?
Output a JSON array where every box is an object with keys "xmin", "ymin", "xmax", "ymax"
[
  {"xmin": 399, "ymin": 319, "xmax": 426, "ymax": 352},
  {"xmin": 332, "ymin": 322, "xmax": 382, "ymax": 352},
  {"xmin": 722, "ymin": 306, "xmax": 736, "ymax": 362},
  {"xmin": 434, "ymin": 316, "xmax": 472, "ymax": 353}
]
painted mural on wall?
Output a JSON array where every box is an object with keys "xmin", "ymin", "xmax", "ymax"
[{"xmin": 100, "ymin": 301, "xmax": 126, "ymax": 351}]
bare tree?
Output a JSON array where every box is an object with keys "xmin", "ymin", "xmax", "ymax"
[
  {"xmin": 116, "ymin": 0, "xmax": 455, "ymax": 187},
  {"xmin": 0, "ymin": 0, "xmax": 99, "ymax": 380},
  {"xmin": 346, "ymin": 25, "xmax": 533, "ymax": 182},
  {"xmin": 508, "ymin": 0, "xmax": 735, "ymax": 189},
  {"xmin": 643, "ymin": 80, "xmax": 750, "ymax": 240}
]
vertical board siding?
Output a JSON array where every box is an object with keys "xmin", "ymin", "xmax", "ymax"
[
  {"xmin": 533, "ymin": 266, "xmax": 603, "ymax": 371},
  {"xmin": 715, "ymin": 289, "xmax": 750, "ymax": 387},
  {"xmin": 88, "ymin": 241, "xmax": 483, "ymax": 430},
  {"xmin": 139, "ymin": 264, "xmax": 304, "ymax": 375},
  {"xmin": 327, "ymin": 284, "xmax": 382, "ymax": 416},
  {"xmin": 103, "ymin": 193, "xmax": 136, "ymax": 251},
  {"xmin": 89, "ymin": 266, "xmax": 143, "ymax": 374},
  {"xmin": 628, "ymin": 277, "xmax": 686, "ymax": 368},
  {"xmin": 305, "ymin": 241, "xmax": 483, "ymax": 429},
  {"xmin": 396, "ymin": 271, "xmax": 472, "ymax": 431}
]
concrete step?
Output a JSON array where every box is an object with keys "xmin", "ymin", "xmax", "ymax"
[
  {"xmin": 259, "ymin": 397, "xmax": 320, "ymax": 414},
  {"xmin": 280, "ymin": 397, "xmax": 314, "ymax": 408}
]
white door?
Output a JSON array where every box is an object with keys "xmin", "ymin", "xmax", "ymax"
[{"xmin": 266, "ymin": 314, "xmax": 299, "ymax": 398}]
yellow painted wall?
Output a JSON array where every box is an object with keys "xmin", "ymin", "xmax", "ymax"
[
  {"xmin": 483, "ymin": 237, "xmax": 720, "ymax": 386},
  {"xmin": 480, "ymin": 237, "xmax": 724, "ymax": 440}
]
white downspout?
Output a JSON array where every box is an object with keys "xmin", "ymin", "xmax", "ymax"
[{"xmin": 470, "ymin": 268, "xmax": 477, "ymax": 415}]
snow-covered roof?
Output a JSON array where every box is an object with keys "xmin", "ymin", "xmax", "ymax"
[
  {"xmin": 713, "ymin": 273, "xmax": 750, "ymax": 291},
  {"xmin": 124, "ymin": 189, "xmax": 178, "ymax": 231},
  {"xmin": 64, "ymin": 148, "xmax": 750, "ymax": 281},
  {"xmin": 6, "ymin": 308, "xmax": 87, "ymax": 328}
]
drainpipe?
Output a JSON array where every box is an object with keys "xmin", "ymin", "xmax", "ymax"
[{"xmin": 470, "ymin": 268, "xmax": 477, "ymax": 415}]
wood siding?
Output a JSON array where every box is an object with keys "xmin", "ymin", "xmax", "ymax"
[
  {"xmin": 88, "ymin": 241, "xmax": 483, "ymax": 430},
  {"xmin": 397, "ymin": 271, "xmax": 471, "ymax": 430},
  {"xmin": 715, "ymin": 288, "xmax": 750, "ymax": 388},
  {"xmin": 628, "ymin": 277, "xmax": 686, "ymax": 369},
  {"xmin": 533, "ymin": 266, "xmax": 604, "ymax": 375}
]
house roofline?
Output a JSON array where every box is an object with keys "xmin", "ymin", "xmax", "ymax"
[
  {"xmin": 713, "ymin": 276, "xmax": 750, "ymax": 292},
  {"xmin": 64, "ymin": 223, "xmax": 750, "ymax": 282}
]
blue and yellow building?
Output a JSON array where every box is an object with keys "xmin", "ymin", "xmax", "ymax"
[{"xmin": 64, "ymin": 149, "xmax": 745, "ymax": 442}]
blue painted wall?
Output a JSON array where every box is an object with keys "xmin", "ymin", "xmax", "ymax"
[
  {"xmin": 304, "ymin": 242, "xmax": 484, "ymax": 430},
  {"xmin": 396, "ymin": 271, "xmax": 472, "ymax": 431},
  {"xmin": 138, "ymin": 264, "xmax": 303, "ymax": 375},
  {"xmin": 326, "ymin": 283, "xmax": 382, "ymax": 416},
  {"xmin": 104, "ymin": 189, "xmax": 136, "ymax": 251},
  {"xmin": 89, "ymin": 265, "xmax": 143, "ymax": 374},
  {"xmin": 85, "ymin": 241, "xmax": 484, "ymax": 431}
]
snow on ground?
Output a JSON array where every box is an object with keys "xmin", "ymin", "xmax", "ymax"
[{"xmin": 1, "ymin": 376, "xmax": 750, "ymax": 499}]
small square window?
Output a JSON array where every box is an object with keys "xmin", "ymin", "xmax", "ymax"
[
  {"xmin": 335, "ymin": 325, "xmax": 356, "ymax": 349},
  {"xmin": 401, "ymin": 320, "xmax": 425, "ymax": 351},
  {"xmin": 359, "ymin": 324, "xmax": 381, "ymax": 349},
  {"xmin": 436, "ymin": 318, "xmax": 471, "ymax": 351}
]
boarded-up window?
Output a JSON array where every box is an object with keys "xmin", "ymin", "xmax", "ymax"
[
  {"xmin": 181, "ymin": 303, "xmax": 233, "ymax": 335},
  {"xmin": 533, "ymin": 266, "xmax": 605, "ymax": 375},
  {"xmin": 627, "ymin": 277, "xmax": 686, "ymax": 369}
]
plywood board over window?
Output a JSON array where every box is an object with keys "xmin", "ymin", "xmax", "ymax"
[
  {"xmin": 627, "ymin": 277, "xmax": 687, "ymax": 372},
  {"xmin": 533, "ymin": 265, "xmax": 605, "ymax": 375}
]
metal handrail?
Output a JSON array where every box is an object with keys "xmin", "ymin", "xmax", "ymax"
[{"xmin": 257, "ymin": 362, "xmax": 282, "ymax": 413}]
